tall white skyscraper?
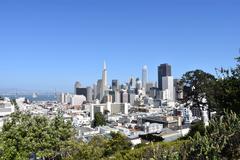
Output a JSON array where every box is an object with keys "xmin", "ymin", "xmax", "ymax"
[
  {"xmin": 142, "ymin": 65, "xmax": 148, "ymax": 89},
  {"xmin": 100, "ymin": 61, "xmax": 108, "ymax": 101}
]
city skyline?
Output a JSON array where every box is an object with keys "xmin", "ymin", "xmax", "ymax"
[
  {"xmin": 1, "ymin": 0, "xmax": 239, "ymax": 91},
  {"xmin": 0, "ymin": 1, "xmax": 240, "ymax": 159}
]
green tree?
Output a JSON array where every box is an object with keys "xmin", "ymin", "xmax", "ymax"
[
  {"xmin": 64, "ymin": 133, "xmax": 132, "ymax": 160},
  {"xmin": 184, "ymin": 110, "xmax": 240, "ymax": 159},
  {"xmin": 179, "ymin": 69, "xmax": 216, "ymax": 116},
  {"xmin": 187, "ymin": 120, "xmax": 206, "ymax": 138},
  {"xmin": 0, "ymin": 112, "xmax": 75, "ymax": 160},
  {"xmin": 112, "ymin": 141, "xmax": 185, "ymax": 160},
  {"xmin": 212, "ymin": 57, "xmax": 240, "ymax": 114},
  {"xmin": 63, "ymin": 140, "xmax": 105, "ymax": 160},
  {"xmin": 104, "ymin": 132, "xmax": 132, "ymax": 157},
  {"xmin": 92, "ymin": 112, "xmax": 106, "ymax": 128}
]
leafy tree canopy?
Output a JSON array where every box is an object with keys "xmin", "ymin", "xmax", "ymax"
[
  {"xmin": 0, "ymin": 111, "xmax": 74, "ymax": 160},
  {"xmin": 179, "ymin": 69, "xmax": 216, "ymax": 111},
  {"xmin": 92, "ymin": 112, "xmax": 106, "ymax": 128}
]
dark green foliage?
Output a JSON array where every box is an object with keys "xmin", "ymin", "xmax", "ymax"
[
  {"xmin": 212, "ymin": 75, "xmax": 240, "ymax": 114},
  {"xmin": 187, "ymin": 120, "xmax": 206, "ymax": 138},
  {"xmin": 184, "ymin": 111, "xmax": 240, "ymax": 160},
  {"xmin": 179, "ymin": 69, "xmax": 216, "ymax": 110},
  {"xmin": 63, "ymin": 139, "xmax": 106, "ymax": 160},
  {"xmin": 179, "ymin": 57, "xmax": 240, "ymax": 116},
  {"xmin": 92, "ymin": 112, "xmax": 106, "ymax": 128},
  {"xmin": 112, "ymin": 141, "xmax": 186, "ymax": 160},
  {"xmin": 104, "ymin": 132, "xmax": 132, "ymax": 157},
  {"xmin": 221, "ymin": 131, "xmax": 240, "ymax": 159},
  {"xmin": 134, "ymin": 143, "xmax": 147, "ymax": 149},
  {"xmin": 63, "ymin": 132, "xmax": 132, "ymax": 160},
  {"xmin": 209, "ymin": 56, "xmax": 240, "ymax": 114},
  {"xmin": 139, "ymin": 133, "xmax": 164, "ymax": 142}
]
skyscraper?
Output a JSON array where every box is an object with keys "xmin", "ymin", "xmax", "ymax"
[
  {"xmin": 136, "ymin": 78, "xmax": 142, "ymax": 90},
  {"xmin": 142, "ymin": 65, "xmax": 148, "ymax": 89},
  {"xmin": 96, "ymin": 79, "xmax": 102, "ymax": 100},
  {"xmin": 74, "ymin": 81, "xmax": 81, "ymax": 94},
  {"xmin": 100, "ymin": 61, "xmax": 108, "ymax": 101},
  {"xmin": 114, "ymin": 90, "xmax": 120, "ymax": 103},
  {"xmin": 121, "ymin": 90, "xmax": 129, "ymax": 103},
  {"xmin": 93, "ymin": 83, "xmax": 97, "ymax": 99},
  {"xmin": 146, "ymin": 82, "xmax": 154, "ymax": 95},
  {"xmin": 86, "ymin": 87, "xmax": 93, "ymax": 102},
  {"xmin": 158, "ymin": 64, "xmax": 171, "ymax": 90},
  {"xmin": 76, "ymin": 87, "xmax": 87, "ymax": 97},
  {"xmin": 112, "ymin": 80, "xmax": 119, "ymax": 91},
  {"xmin": 162, "ymin": 76, "xmax": 174, "ymax": 101},
  {"xmin": 129, "ymin": 76, "xmax": 136, "ymax": 89}
]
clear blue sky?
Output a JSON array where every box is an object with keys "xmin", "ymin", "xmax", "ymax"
[{"xmin": 0, "ymin": 0, "xmax": 239, "ymax": 92}]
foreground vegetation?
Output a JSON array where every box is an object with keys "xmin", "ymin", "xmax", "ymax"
[
  {"xmin": 0, "ymin": 56, "xmax": 239, "ymax": 160},
  {"xmin": 1, "ymin": 110, "xmax": 239, "ymax": 160}
]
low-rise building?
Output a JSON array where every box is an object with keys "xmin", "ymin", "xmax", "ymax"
[
  {"xmin": 139, "ymin": 116, "xmax": 181, "ymax": 129},
  {"xmin": 90, "ymin": 102, "xmax": 129, "ymax": 120}
]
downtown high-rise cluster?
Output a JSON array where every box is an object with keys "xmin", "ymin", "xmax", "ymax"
[{"xmin": 70, "ymin": 62, "xmax": 182, "ymax": 107}]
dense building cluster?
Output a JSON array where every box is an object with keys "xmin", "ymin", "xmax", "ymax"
[
  {"xmin": 0, "ymin": 62, "xmax": 205, "ymax": 146},
  {"xmin": 54, "ymin": 62, "xmax": 200, "ymax": 144}
]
